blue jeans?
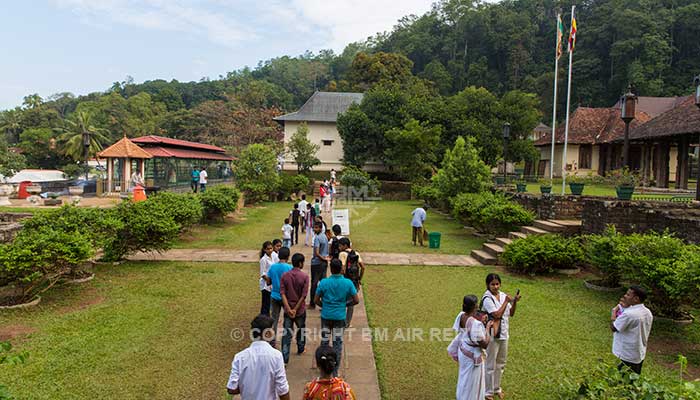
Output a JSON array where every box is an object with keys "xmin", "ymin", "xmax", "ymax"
[
  {"xmin": 281, "ymin": 313, "xmax": 306, "ymax": 364},
  {"xmin": 282, "ymin": 239, "xmax": 292, "ymax": 248},
  {"xmin": 199, "ymin": 183, "xmax": 206, "ymax": 192},
  {"xmin": 321, "ymin": 318, "xmax": 345, "ymax": 376}
]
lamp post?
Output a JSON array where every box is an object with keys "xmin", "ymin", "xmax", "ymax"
[
  {"xmin": 620, "ymin": 84, "xmax": 637, "ymax": 169},
  {"xmin": 502, "ymin": 122, "xmax": 511, "ymax": 185},
  {"xmin": 82, "ymin": 130, "xmax": 90, "ymax": 181},
  {"xmin": 694, "ymin": 75, "xmax": 700, "ymax": 201}
]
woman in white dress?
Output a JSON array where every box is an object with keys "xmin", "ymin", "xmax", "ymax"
[{"xmin": 448, "ymin": 295, "xmax": 493, "ymax": 400}]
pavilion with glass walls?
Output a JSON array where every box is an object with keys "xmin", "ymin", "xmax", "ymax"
[{"xmin": 97, "ymin": 135, "xmax": 234, "ymax": 195}]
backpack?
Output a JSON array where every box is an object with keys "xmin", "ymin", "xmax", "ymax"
[
  {"xmin": 479, "ymin": 295, "xmax": 503, "ymax": 339},
  {"xmin": 291, "ymin": 209, "xmax": 300, "ymax": 225},
  {"xmin": 344, "ymin": 250, "xmax": 361, "ymax": 283},
  {"xmin": 330, "ymin": 238, "xmax": 341, "ymax": 259}
]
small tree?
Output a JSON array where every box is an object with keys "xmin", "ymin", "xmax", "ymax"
[
  {"xmin": 384, "ymin": 119, "xmax": 441, "ymax": 182},
  {"xmin": 432, "ymin": 136, "xmax": 490, "ymax": 198},
  {"xmin": 234, "ymin": 143, "xmax": 281, "ymax": 203},
  {"xmin": 286, "ymin": 122, "xmax": 320, "ymax": 174}
]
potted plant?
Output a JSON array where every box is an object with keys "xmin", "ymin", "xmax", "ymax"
[
  {"xmin": 567, "ymin": 172, "xmax": 587, "ymax": 195},
  {"xmin": 609, "ymin": 168, "xmax": 638, "ymax": 200},
  {"xmin": 538, "ymin": 179, "xmax": 552, "ymax": 194},
  {"xmin": 494, "ymin": 175, "xmax": 505, "ymax": 185},
  {"xmin": 515, "ymin": 180, "xmax": 527, "ymax": 193}
]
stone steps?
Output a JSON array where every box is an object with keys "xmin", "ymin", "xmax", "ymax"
[
  {"xmin": 470, "ymin": 249, "xmax": 497, "ymax": 265},
  {"xmin": 494, "ymin": 237, "xmax": 513, "ymax": 247},
  {"xmin": 508, "ymin": 231, "xmax": 528, "ymax": 240},
  {"xmin": 521, "ymin": 225, "xmax": 549, "ymax": 235},
  {"xmin": 533, "ymin": 219, "xmax": 566, "ymax": 232}
]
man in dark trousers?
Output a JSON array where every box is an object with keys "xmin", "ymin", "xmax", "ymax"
[
  {"xmin": 280, "ymin": 252, "xmax": 310, "ymax": 364},
  {"xmin": 610, "ymin": 285, "xmax": 653, "ymax": 374}
]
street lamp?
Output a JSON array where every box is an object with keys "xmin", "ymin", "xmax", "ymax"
[
  {"xmin": 694, "ymin": 75, "xmax": 700, "ymax": 201},
  {"xmin": 82, "ymin": 130, "xmax": 90, "ymax": 181},
  {"xmin": 620, "ymin": 84, "xmax": 637, "ymax": 169},
  {"xmin": 502, "ymin": 122, "xmax": 511, "ymax": 185}
]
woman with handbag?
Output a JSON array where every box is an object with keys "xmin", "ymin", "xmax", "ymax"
[
  {"xmin": 448, "ymin": 295, "xmax": 494, "ymax": 400},
  {"xmin": 481, "ymin": 273, "xmax": 521, "ymax": 400}
]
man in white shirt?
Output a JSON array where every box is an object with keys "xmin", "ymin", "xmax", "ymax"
[
  {"xmin": 411, "ymin": 204, "xmax": 427, "ymax": 246},
  {"xmin": 226, "ymin": 314, "xmax": 290, "ymax": 399},
  {"xmin": 198, "ymin": 166, "xmax": 208, "ymax": 192},
  {"xmin": 611, "ymin": 285, "xmax": 653, "ymax": 374},
  {"xmin": 298, "ymin": 195, "xmax": 308, "ymax": 233}
]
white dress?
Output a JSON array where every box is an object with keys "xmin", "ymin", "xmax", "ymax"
[{"xmin": 448, "ymin": 315, "xmax": 486, "ymax": 400}]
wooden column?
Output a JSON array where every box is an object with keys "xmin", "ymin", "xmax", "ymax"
[
  {"xmin": 657, "ymin": 141, "xmax": 670, "ymax": 188},
  {"xmin": 598, "ymin": 145, "xmax": 607, "ymax": 176},
  {"xmin": 606, "ymin": 144, "xmax": 614, "ymax": 173},
  {"xmin": 644, "ymin": 143, "xmax": 653, "ymax": 185},
  {"xmin": 676, "ymin": 136, "xmax": 689, "ymax": 189}
]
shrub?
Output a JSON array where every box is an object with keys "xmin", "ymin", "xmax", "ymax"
[
  {"xmin": 583, "ymin": 226, "xmax": 623, "ymax": 287},
  {"xmin": 558, "ymin": 362, "xmax": 700, "ymax": 399},
  {"xmin": 339, "ymin": 166, "xmax": 380, "ymax": 198},
  {"xmin": 234, "ymin": 143, "xmax": 280, "ymax": 203},
  {"xmin": 148, "ymin": 191, "xmax": 203, "ymax": 229},
  {"xmin": 0, "ymin": 227, "xmax": 94, "ymax": 297},
  {"xmin": 452, "ymin": 192, "xmax": 534, "ymax": 234},
  {"xmin": 502, "ymin": 234, "xmax": 584, "ymax": 274},
  {"xmin": 200, "ymin": 185, "xmax": 240, "ymax": 221},
  {"xmin": 431, "ymin": 136, "xmax": 491, "ymax": 198},
  {"xmin": 614, "ymin": 231, "xmax": 700, "ymax": 318},
  {"xmin": 21, "ymin": 205, "xmax": 122, "ymax": 249},
  {"xmin": 279, "ymin": 174, "xmax": 310, "ymax": 199},
  {"xmin": 102, "ymin": 200, "xmax": 181, "ymax": 261},
  {"xmin": 412, "ymin": 184, "xmax": 442, "ymax": 208}
]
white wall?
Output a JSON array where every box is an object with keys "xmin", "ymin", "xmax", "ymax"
[
  {"xmin": 538, "ymin": 144, "xmax": 601, "ymax": 177},
  {"xmin": 282, "ymin": 121, "xmax": 344, "ymax": 171}
]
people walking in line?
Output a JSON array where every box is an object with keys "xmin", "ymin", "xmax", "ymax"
[
  {"xmin": 304, "ymin": 203, "xmax": 315, "ymax": 247},
  {"xmin": 330, "ymin": 168, "xmax": 336, "ymax": 181},
  {"xmin": 290, "ymin": 204, "xmax": 301, "ymax": 245},
  {"xmin": 314, "ymin": 258, "xmax": 359, "ymax": 377},
  {"xmin": 611, "ymin": 285, "xmax": 653, "ymax": 374},
  {"xmin": 302, "ymin": 345, "xmax": 356, "ymax": 400},
  {"xmin": 281, "ymin": 218, "xmax": 293, "ymax": 248},
  {"xmin": 319, "ymin": 184, "xmax": 326, "ymax": 212},
  {"xmin": 338, "ymin": 237, "xmax": 364, "ymax": 327},
  {"xmin": 411, "ymin": 204, "xmax": 427, "ymax": 246},
  {"xmin": 190, "ymin": 166, "xmax": 200, "ymax": 193},
  {"xmin": 309, "ymin": 222, "xmax": 330, "ymax": 310},
  {"xmin": 314, "ymin": 198, "xmax": 321, "ymax": 216},
  {"xmin": 448, "ymin": 295, "xmax": 494, "ymax": 400},
  {"xmin": 267, "ymin": 247, "xmax": 292, "ymax": 348},
  {"xmin": 259, "ymin": 241, "xmax": 274, "ymax": 316},
  {"xmin": 226, "ymin": 314, "xmax": 290, "ymax": 400},
  {"xmin": 280, "ymin": 253, "xmax": 310, "ymax": 364},
  {"xmin": 198, "ymin": 166, "xmax": 208, "ymax": 192},
  {"xmin": 481, "ymin": 273, "xmax": 520, "ymax": 400}
]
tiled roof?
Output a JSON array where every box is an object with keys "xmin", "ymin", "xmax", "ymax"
[
  {"xmin": 534, "ymin": 122, "xmax": 550, "ymax": 132},
  {"xmin": 627, "ymin": 96, "xmax": 700, "ymax": 140},
  {"xmin": 142, "ymin": 146, "xmax": 234, "ymax": 161},
  {"xmin": 131, "ymin": 135, "xmax": 226, "ymax": 152},
  {"xmin": 612, "ymin": 96, "xmax": 688, "ymax": 118},
  {"xmin": 98, "ymin": 136, "xmax": 153, "ymax": 159},
  {"xmin": 534, "ymin": 107, "xmax": 651, "ymax": 146},
  {"xmin": 274, "ymin": 91, "xmax": 364, "ymax": 122}
]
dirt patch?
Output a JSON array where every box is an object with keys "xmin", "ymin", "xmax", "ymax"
[
  {"xmin": 57, "ymin": 292, "xmax": 105, "ymax": 315},
  {"xmin": 648, "ymin": 338, "xmax": 700, "ymax": 379},
  {"xmin": 0, "ymin": 324, "xmax": 37, "ymax": 341}
]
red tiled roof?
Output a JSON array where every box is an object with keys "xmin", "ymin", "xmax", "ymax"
[
  {"xmin": 131, "ymin": 135, "xmax": 226, "ymax": 152},
  {"xmin": 142, "ymin": 146, "xmax": 234, "ymax": 161},
  {"xmin": 98, "ymin": 136, "xmax": 153, "ymax": 159},
  {"xmin": 534, "ymin": 107, "xmax": 651, "ymax": 146},
  {"xmin": 628, "ymin": 96, "xmax": 700, "ymax": 140}
]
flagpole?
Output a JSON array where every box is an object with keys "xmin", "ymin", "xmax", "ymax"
[
  {"xmin": 550, "ymin": 14, "xmax": 560, "ymax": 181},
  {"xmin": 562, "ymin": 6, "xmax": 575, "ymax": 195}
]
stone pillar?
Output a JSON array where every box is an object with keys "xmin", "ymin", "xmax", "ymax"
[
  {"xmin": 107, "ymin": 158, "xmax": 113, "ymax": 194},
  {"xmin": 676, "ymin": 136, "xmax": 689, "ymax": 189}
]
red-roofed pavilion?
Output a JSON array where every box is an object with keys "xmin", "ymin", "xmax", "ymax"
[{"xmin": 98, "ymin": 135, "xmax": 233, "ymax": 194}]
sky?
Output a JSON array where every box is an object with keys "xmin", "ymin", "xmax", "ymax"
[{"xmin": 0, "ymin": 0, "xmax": 435, "ymax": 110}]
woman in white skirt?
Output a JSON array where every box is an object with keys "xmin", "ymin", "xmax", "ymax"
[{"xmin": 449, "ymin": 295, "xmax": 494, "ymax": 400}]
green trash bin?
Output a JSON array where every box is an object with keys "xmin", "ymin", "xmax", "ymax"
[{"xmin": 428, "ymin": 232, "xmax": 441, "ymax": 249}]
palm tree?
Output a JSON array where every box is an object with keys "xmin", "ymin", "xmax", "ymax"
[
  {"xmin": 22, "ymin": 93, "xmax": 43, "ymax": 109},
  {"xmin": 0, "ymin": 108, "xmax": 23, "ymax": 143},
  {"xmin": 57, "ymin": 111, "xmax": 110, "ymax": 177}
]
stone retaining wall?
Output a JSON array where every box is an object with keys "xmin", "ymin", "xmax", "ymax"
[
  {"xmin": 0, "ymin": 212, "xmax": 33, "ymax": 223},
  {"xmin": 509, "ymin": 193, "xmax": 589, "ymax": 220}
]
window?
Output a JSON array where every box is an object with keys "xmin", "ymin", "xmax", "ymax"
[
  {"xmin": 579, "ymin": 145, "xmax": 592, "ymax": 169},
  {"xmin": 322, "ymin": 140, "xmax": 334, "ymax": 146}
]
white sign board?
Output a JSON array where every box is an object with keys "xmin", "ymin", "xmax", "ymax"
[{"xmin": 332, "ymin": 209, "xmax": 350, "ymax": 235}]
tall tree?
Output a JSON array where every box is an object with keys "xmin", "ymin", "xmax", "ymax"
[{"xmin": 57, "ymin": 111, "xmax": 110, "ymax": 163}]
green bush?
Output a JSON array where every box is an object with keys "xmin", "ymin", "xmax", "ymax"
[
  {"xmin": 502, "ymin": 234, "xmax": 584, "ymax": 274},
  {"xmin": 148, "ymin": 191, "xmax": 203, "ymax": 229},
  {"xmin": 200, "ymin": 185, "xmax": 240, "ymax": 221},
  {"xmin": 278, "ymin": 174, "xmax": 310, "ymax": 199},
  {"xmin": 234, "ymin": 143, "xmax": 281, "ymax": 203},
  {"xmin": 102, "ymin": 201, "xmax": 181, "ymax": 261},
  {"xmin": 340, "ymin": 166, "xmax": 380, "ymax": 198},
  {"xmin": 452, "ymin": 192, "xmax": 534, "ymax": 234},
  {"xmin": 558, "ymin": 363, "xmax": 700, "ymax": 399},
  {"xmin": 411, "ymin": 184, "xmax": 442, "ymax": 208},
  {"xmin": 613, "ymin": 231, "xmax": 700, "ymax": 318},
  {"xmin": 0, "ymin": 226, "xmax": 93, "ymax": 293},
  {"xmin": 431, "ymin": 136, "xmax": 491, "ymax": 198},
  {"xmin": 21, "ymin": 205, "xmax": 122, "ymax": 249},
  {"xmin": 583, "ymin": 226, "xmax": 624, "ymax": 287}
]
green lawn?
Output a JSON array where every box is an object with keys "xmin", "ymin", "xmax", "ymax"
[
  {"xmin": 0, "ymin": 206, "xmax": 39, "ymax": 213},
  {"xmin": 177, "ymin": 200, "xmax": 484, "ymax": 255},
  {"xmin": 363, "ymin": 265, "xmax": 698, "ymax": 399},
  {"xmin": 0, "ymin": 261, "xmax": 259, "ymax": 400}
]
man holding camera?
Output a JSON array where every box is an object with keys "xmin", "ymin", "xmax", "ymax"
[{"xmin": 610, "ymin": 285, "xmax": 653, "ymax": 374}]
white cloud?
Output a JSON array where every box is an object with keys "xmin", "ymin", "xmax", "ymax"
[{"xmin": 52, "ymin": 0, "xmax": 253, "ymax": 48}]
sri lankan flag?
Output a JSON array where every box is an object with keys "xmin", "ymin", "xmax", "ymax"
[
  {"xmin": 568, "ymin": 8, "xmax": 577, "ymax": 53},
  {"xmin": 556, "ymin": 14, "xmax": 565, "ymax": 59}
]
